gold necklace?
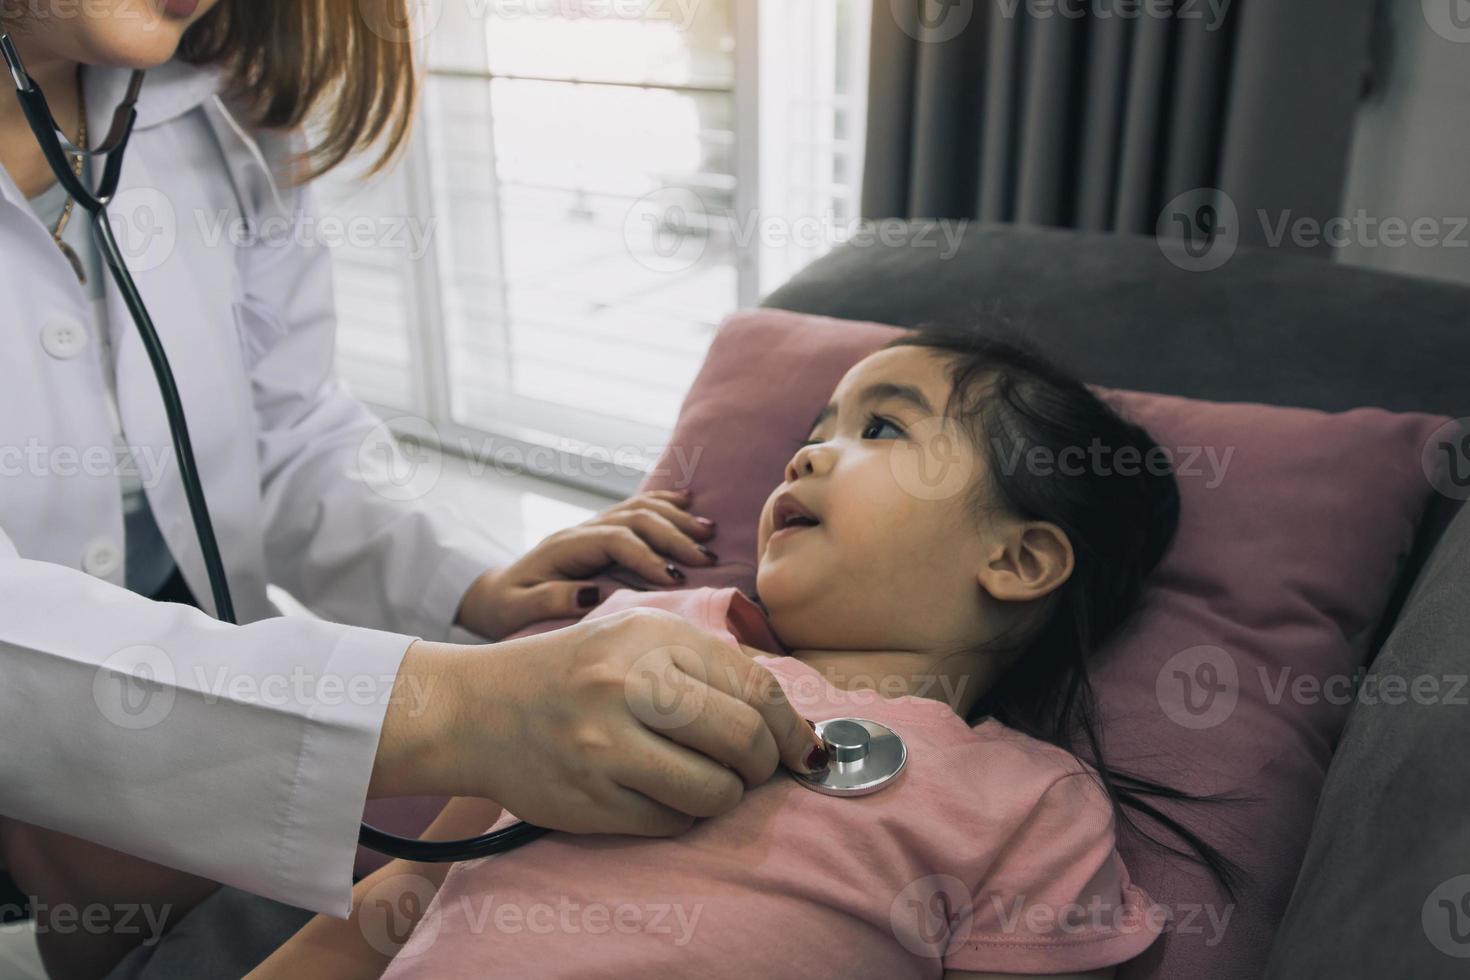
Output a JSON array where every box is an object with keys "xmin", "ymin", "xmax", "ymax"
[{"xmin": 51, "ymin": 71, "xmax": 87, "ymax": 286}]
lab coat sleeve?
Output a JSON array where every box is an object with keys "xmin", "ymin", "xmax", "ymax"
[
  {"xmin": 0, "ymin": 526, "xmax": 415, "ymax": 916},
  {"xmin": 238, "ymin": 167, "xmax": 514, "ymax": 641}
]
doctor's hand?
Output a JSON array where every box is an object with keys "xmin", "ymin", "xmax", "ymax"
[
  {"xmin": 372, "ymin": 607, "xmax": 827, "ymax": 836},
  {"xmin": 456, "ymin": 488, "xmax": 719, "ymax": 640}
]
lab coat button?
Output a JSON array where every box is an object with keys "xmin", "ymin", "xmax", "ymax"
[
  {"xmin": 41, "ymin": 318, "xmax": 89, "ymax": 359},
  {"xmin": 82, "ymin": 537, "xmax": 123, "ymax": 578}
]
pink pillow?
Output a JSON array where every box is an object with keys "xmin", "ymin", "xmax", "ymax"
[
  {"xmin": 364, "ymin": 309, "xmax": 1447, "ymax": 980},
  {"xmin": 1081, "ymin": 387, "xmax": 1443, "ymax": 979}
]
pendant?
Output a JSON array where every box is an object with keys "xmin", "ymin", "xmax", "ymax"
[{"xmin": 56, "ymin": 240, "xmax": 87, "ymax": 285}]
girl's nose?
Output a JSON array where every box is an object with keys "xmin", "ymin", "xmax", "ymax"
[{"xmin": 784, "ymin": 443, "xmax": 832, "ymax": 483}]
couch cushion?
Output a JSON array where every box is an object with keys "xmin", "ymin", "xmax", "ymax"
[
  {"xmin": 1264, "ymin": 497, "xmax": 1470, "ymax": 978},
  {"xmin": 762, "ymin": 222, "xmax": 1470, "ymax": 419}
]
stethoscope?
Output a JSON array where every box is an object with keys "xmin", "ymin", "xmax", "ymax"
[{"xmin": 2, "ymin": 36, "xmax": 907, "ymax": 862}]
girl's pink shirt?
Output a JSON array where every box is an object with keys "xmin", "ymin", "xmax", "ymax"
[{"xmin": 383, "ymin": 587, "xmax": 1164, "ymax": 978}]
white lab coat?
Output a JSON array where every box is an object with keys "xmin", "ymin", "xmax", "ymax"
[{"xmin": 0, "ymin": 60, "xmax": 507, "ymax": 916}]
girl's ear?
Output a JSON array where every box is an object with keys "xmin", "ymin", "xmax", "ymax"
[{"xmin": 976, "ymin": 520, "xmax": 1075, "ymax": 603}]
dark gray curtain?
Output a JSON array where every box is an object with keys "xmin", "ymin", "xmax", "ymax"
[{"xmin": 863, "ymin": 0, "xmax": 1378, "ymax": 253}]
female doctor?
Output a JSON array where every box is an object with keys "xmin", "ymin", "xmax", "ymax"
[{"xmin": 0, "ymin": 0, "xmax": 823, "ymax": 970}]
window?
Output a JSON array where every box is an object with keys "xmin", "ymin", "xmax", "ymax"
[{"xmin": 318, "ymin": 0, "xmax": 870, "ymax": 497}]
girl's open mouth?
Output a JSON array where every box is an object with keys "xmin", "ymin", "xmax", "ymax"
[
  {"xmin": 771, "ymin": 492, "xmax": 822, "ymax": 543},
  {"xmin": 769, "ymin": 521, "xmax": 819, "ymax": 544},
  {"xmin": 776, "ymin": 490, "xmax": 823, "ymax": 537}
]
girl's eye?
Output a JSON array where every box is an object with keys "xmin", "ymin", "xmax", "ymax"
[
  {"xmin": 795, "ymin": 414, "xmax": 904, "ymax": 448},
  {"xmin": 862, "ymin": 414, "xmax": 904, "ymax": 440}
]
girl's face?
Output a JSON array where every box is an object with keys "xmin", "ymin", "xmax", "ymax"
[
  {"xmin": 6, "ymin": 0, "xmax": 221, "ymax": 70},
  {"xmin": 755, "ymin": 346, "xmax": 1001, "ymax": 655}
]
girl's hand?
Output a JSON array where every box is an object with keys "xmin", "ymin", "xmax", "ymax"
[{"xmin": 456, "ymin": 489, "xmax": 719, "ymax": 640}]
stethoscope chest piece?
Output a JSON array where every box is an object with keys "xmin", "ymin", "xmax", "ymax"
[{"xmin": 794, "ymin": 717, "xmax": 907, "ymax": 797}]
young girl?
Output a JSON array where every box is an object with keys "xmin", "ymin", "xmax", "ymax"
[{"xmin": 248, "ymin": 328, "xmax": 1236, "ymax": 979}]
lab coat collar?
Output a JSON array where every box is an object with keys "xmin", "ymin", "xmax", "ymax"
[
  {"xmin": 0, "ymin": 59, "xmax": 222, "ymax": 208},
  {"xmin": 83, "ymin": 57, "xmax": 223, "ymax": 134}
]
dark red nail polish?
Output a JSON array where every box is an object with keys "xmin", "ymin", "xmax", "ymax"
[
  {"xmin": 577, "ymin": 586, "xmax": 599, "ymax": 608},
  {"xmin": 666, "ymin": 562, "xmax": 686, "ymax": 582},
  {"xmin": 698, "ymin": 546, "xmax": 719, "ymax": 563},
  {"xmin": 695, "ymin": 517, "xmax": 716, "ymax": 529},
  {"xmin": 804, "ymin": 743, "xmax": 830, "ymax": 771}
]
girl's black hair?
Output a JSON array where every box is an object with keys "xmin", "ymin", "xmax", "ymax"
[{"xmin": 884, "ymin": 324, "xmax": 1244, "ymax": 900}]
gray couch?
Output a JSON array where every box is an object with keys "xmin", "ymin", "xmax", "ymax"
[{"xmin": 762, "ymin": 221, "xmax": 1470, "ymax": 978}]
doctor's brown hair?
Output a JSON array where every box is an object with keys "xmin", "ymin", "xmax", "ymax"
[{"xmin": 180, "ymin": 0, "xmax": 417, "ymax": 180}]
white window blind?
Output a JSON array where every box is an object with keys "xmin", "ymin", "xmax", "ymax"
[{"xmin": 318, "ymin": 0, "xmax": 869, "ymax": 497}]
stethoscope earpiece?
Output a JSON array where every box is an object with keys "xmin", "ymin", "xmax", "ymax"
[{"xmin": 793, "ymin": 717, "xmax": 908, "ymax": 797}]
